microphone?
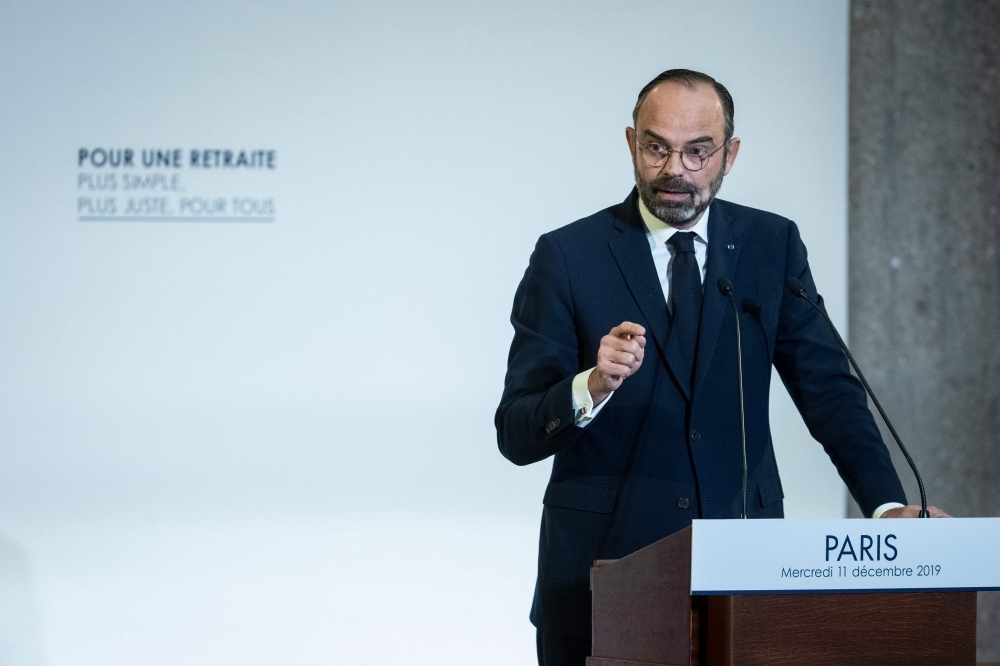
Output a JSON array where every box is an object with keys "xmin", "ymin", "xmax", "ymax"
[
  {"xmin": 786, "ymin": 277, "xmax": 930, "ymax": 518},
  {"xmin": 717, "ymin": 277, "xmax": 748, "ymax": 519},
  {"xmin": 740, "ymin": 298, "xmax": 760, "ymax": 319}
]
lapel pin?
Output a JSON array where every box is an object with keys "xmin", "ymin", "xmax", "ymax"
[{"xmin": 727, "ymin": 243, "xmax": 735, "ymax": 250}]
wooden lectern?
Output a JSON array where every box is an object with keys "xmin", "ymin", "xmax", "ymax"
[{"xmin": 587, "ymin": 526, "xmax": 978, "ymax": 666}]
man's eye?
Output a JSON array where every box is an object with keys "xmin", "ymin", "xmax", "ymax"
[
  {"xmin": 687, "ymin": 146, "xmax": 710, "ymax": 158},
  {"xmin": 646, "ymin": 144, "xmax": 668, "ymax": 155}
]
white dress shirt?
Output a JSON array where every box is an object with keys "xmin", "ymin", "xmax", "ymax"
[{"xmin": 568, "ymin": 197, "xmax": 902, "ymax": 519}]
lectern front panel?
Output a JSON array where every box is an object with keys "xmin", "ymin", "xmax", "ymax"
[{"xmin": 707, "ymin": 591, "xmax": 976, "ymax": 666}]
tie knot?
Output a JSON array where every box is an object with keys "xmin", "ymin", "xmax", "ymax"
[{"xmin": 668, "ymin": 231, "xmax": 698, "ymax": 254}]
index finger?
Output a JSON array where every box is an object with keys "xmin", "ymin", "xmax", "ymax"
[{"xmin": 611, "ymin": 322, "xmax": 646, "ymax": 339}]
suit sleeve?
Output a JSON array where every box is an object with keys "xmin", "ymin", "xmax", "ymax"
[
  {"xmin": 772, "ymin": 222, "xmax": 907, "ymax": 516},
  {"xmin": 495, "ymin": 233, "xmax": 588, "ymax": 466}
]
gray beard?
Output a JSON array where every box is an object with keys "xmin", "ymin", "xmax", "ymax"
[{"xmin": 635, "ymin": 160, "xmax": 726, "ymax": 227}]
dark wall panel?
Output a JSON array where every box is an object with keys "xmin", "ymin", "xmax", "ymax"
[{"xmin": 849, "ymin": 0, "xmax": 1000, "ymax": 658}]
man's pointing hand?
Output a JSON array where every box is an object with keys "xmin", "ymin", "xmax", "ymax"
[{"xmin": 589, "ymin": 322, "xmax": 646, "ymax": 406}]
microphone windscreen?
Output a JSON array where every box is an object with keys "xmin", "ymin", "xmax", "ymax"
[
  {"xmin": 716, "ymin": 277, "xmax": 734, "ymax": 298},
  {"xmin": 787, "ymin": 277, "xmax": 808, "ymax": 297}
]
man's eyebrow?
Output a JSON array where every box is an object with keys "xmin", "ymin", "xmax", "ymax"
[
  {"xmin": 640, "ymin": 130, "xmax": 717, "ymax": 146},
  {"xmin": 641, "ymin": 129, "xmax": 669, "ymax": 143}
]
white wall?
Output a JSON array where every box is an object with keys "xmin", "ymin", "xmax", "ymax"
[{"xmin": 0, "ymin": 1, "xmax": 849, "ymax": 664}]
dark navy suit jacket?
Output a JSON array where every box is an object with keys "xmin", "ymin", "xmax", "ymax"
[{"xmin": 495, "ymin": 190, "xmax": 907, "ymax": 639}]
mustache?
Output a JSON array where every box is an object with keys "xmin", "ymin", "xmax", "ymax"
[{"xmin": 649, "ymin": 176, "xmax": 698, "ymax": 195}]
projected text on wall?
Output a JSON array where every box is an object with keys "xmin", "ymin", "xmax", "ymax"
[{"xmin": 76, "ymin": 147, "xmax": 277, "ymax": 222}]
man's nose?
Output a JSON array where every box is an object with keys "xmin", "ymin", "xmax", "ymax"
[{"xmin": 660, "ymin": 150, "xmax": 686, "ymax": 177}]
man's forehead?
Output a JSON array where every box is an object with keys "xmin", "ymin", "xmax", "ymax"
[{"xmin": 636, "ymin": 82, "xmax": 725, "ymax": 140}]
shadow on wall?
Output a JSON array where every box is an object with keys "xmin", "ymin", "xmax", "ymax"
[{"xmin": 0, "ymin": 535, "xmax": 46, "ymax": 666}]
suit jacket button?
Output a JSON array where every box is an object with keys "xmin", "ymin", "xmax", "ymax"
[
  {"xmin": 677, "ymin": 497, "xmax": 690, "ymax": 509},
  {"xmin": 690, "ymin": 430, "xmax": 701, "ymax": 442},
  {"xmin": 545, "ymin": 419, "xmax": 561, "ymax": 433}
]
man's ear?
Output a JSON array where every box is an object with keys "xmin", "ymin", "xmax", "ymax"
[
  {"xmin": 723, "ymin": 137, "xmax": 741, "ymax": 175},
  {"xmin": 625, "ymin": 127, "xmax": 637, "ymax": 166}
]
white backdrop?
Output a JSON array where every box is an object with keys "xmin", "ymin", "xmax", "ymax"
[{"xmin": 0, "ymin": 1, "xmax": 849, "ymax": 664}]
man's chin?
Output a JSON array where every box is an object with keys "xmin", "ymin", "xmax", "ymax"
[{"xmin": 649, "ymin": 203, "xmax": 697, "ymax": 225}]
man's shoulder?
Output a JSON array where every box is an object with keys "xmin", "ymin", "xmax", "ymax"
[
  {"xmin": 543, "ymin": 199, "xmax": 627, "ymax": 247},
  {"xmin": 715, "ymin": 198, "xmax": 794, "ymax": 231}
]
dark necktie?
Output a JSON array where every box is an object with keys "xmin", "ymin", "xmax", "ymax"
[{"xmin": 667, "ymin": 231, "xmax": 702, "ymax": 382}]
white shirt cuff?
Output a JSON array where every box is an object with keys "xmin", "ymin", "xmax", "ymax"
[
  {"xmin": 572, "ymin": 367, "xmax": 612, "ymax": 427},
  {"xmin": 872, "ymin": 502, "xmax": 905, "ymax": 519}
]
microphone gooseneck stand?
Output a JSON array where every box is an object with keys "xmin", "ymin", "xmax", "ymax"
[
  {"xmin": 786, "ymin": 278, "xmax": 930, "ymax": 518},
  {"xmin": 717, "ymin": 277, "xmax": 748, "ymax": 519}
]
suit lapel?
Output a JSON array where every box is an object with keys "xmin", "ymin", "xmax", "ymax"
[
  {"xmin": 609, "ymin": 190, "xmax": 691, "ymax": 401},
  {"xmin": 692, "ymin": 199, "xmax": 746, "ymax": 398}
]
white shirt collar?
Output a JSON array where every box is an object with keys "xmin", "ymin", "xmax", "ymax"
[{"xmin": 637, "ymin": 196, "xmax": 711, "ymax": 250}]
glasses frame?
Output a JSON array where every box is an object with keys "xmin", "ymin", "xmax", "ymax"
[{"xmin": 634, "ymin": 138, "xmax": 728, "ymax": 172}]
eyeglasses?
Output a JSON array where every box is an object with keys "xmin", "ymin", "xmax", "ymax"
[{"xmin": 635, "ymin": 139, "xmax": 727, "ymax": 172}]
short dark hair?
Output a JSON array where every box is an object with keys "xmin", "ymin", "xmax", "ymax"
[{"xmin": 632, "ymin": 69, "xmax": 735, "ymax": 141}]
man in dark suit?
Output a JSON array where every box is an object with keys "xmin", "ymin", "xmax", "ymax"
[{"xmin": 495, "ymin": 69, "xmax": 945, "ymax": 666}]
